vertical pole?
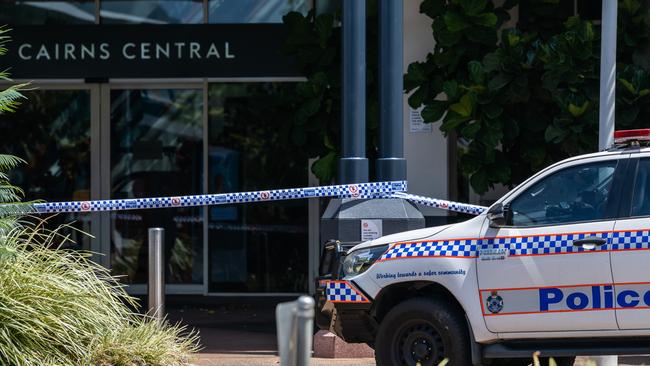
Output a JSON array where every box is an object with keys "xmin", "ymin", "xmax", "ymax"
[
  {"xmin": 295, "ymin": 296, "xmax": 315, "ymax": 366},
  {"xmin": 148, "ymin": 227, "xmax": 165, "ymax": 321},
  {"xmin": 598, "ymin": 0, "xmax": 617, "ymax": 151},
  {"xmin": 594, "ymin": 2, "xmax": 619, "ymax": 365},
  {"xmin": 377, "ymin": 0, "xmax": 407, "ymax": 181},
  {"xmin": 340, "ymin": 0, "xmax": 369, "ymax": 184}
]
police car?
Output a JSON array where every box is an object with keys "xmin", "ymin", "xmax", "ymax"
[{"xmin": 317, "ymin": 129, "xmax": 650, "ymax": 366}]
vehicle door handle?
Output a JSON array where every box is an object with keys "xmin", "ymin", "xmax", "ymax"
[{"xmin": 572, "ymin": 237, "xmax": 607, "ymax": 250}]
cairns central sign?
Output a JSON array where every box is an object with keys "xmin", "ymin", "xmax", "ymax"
[{"xmin": 4, "ymin": 24, "xmax": 300, "ymax": 79}]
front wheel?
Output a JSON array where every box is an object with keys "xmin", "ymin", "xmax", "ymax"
[{"xmin": 374, "ymin": 297, "xmax": 472, "ymax": 366}]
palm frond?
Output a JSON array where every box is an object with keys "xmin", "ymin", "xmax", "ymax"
[
  {"xmin": 0, "ymin": 154, "xmax": 25, "ymax": 172},
  {"xmin": 0, "ymin": 26, "xmax": 11, "ymax": 56},
  {"xmin": 0, "ymin": 84, "xmax": 26, "ymax": 114}
]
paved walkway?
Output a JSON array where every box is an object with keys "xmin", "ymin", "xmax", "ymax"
[{"xmin": 166, "ymin": 302, "xmax": 650, "ymax": 366}]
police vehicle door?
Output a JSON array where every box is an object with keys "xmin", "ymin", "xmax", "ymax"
[
  {"xmin": 477, "ymin": 156, "xmax": 627, "ymax": 333},
  {"xmin": 611, "ymin": 156, "xmax": 650, "ymax": 329}
]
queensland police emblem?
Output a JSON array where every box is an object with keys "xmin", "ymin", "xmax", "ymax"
[{"xmin": 486, "ymin": 291, "xmax": 504, "ymax": 314}]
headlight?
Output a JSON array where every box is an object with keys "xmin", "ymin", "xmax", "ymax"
[{"xmin": 342, "ymin": 245, "xmax": 389, "ymax": 276}]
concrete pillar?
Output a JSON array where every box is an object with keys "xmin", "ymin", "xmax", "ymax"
[
  {"xmin": 377, "ymin": 0, "xmax": 407, "ymax": 181},
  {"xmin": 340, "ymin": 0, "xmax": 369, "ymax": 184}
]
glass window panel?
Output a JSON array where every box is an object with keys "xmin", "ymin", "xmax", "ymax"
[
  {"xmin": 207, "ymin": 83, "xmax": 308, "ymax": 293},
  {"xmin": 510, "ymin": 161, "xmax": 617, "ymax": 226},
  {"xmin": 110, "ymin": 88, "xmax": 203, "ymax": 285},
  {"xmin": 631, "ymin": 159, "xmax": 650, "ymax": 217},
  {"xmin": 0, "ymin": 1, "xmax": 96, "ymax": 25},
  {"xmin": 0, "ymin": 89, "xmax": 92, "ymax": 250},
  {"xmin": 209, "ymin": 0, "xmax": 310, "ymax": 24},
  {"xmin": 101, "ymin": 0, "xmax": 203, "ymax": 24}
]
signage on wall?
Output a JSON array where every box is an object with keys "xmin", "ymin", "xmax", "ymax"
[{"xmin": 3, "ymin": 24, "xmax": 301, "ymax": 79}]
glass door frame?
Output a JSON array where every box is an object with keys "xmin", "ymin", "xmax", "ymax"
[
  {"xmin": 10, "ymin": 81, "xmax": 103, "ymax": 260},
  {"xmin": 100, "ymin": 81, "xmax": 206, "ymax": 295}
]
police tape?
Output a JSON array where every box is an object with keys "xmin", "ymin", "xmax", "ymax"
[
  {"xmin": 23, "ymin": 180, "xmax": 488, "ymax": 216},
  {"xmin": 33, "ymin": 181, "xmax": 408, "ymax": 213},
  {"xmin": 390, "ymin": 192, "xmax": 487, "ymax": 216}
]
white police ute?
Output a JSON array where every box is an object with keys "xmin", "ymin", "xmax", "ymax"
[{"xmin": 316, "ymin": 129, "xmax": 650, "ymax": 366}]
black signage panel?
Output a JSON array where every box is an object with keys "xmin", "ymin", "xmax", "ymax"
[{"xmin": 3, "ymin": 24, "xmax": 301, "ymax": 79}]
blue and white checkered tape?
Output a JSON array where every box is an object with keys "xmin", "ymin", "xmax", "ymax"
[
  {"xmin": 32, "ymin": 181, "xmax": 408, "ymax": 213},
  {"xmin": 322, "ymin": 280, "xmax": 369, "ymax": 303},
  {"xmin": 379, "ymin": 229, "xmax": 650, "ymax": 261},
  {"xmin": 391, "ymin": 192, "xmax": 487, "ymax": 216}
]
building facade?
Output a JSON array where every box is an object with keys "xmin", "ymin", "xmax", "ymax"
[{"xmin": 0, "ymin": 0, "xmax": 450, "ymax": 297}]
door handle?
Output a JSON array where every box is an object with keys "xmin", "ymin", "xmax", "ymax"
[{"xmin": 572, "ymin": 236, "xmax": 607, "ymax": 250}]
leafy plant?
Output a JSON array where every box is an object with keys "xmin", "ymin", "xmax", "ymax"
[
  {"xmin": 281, "ymin": 2, "xmax": 380, "ymax": 183},
  {"xmin": 405, "ymin": 0, "xmax": 650, "ymax": 194}
]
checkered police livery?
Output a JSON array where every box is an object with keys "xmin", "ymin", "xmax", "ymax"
[
  {"xmin": 378, "ymin": 230, "xmax": 650, "ymax": 261},
  {"xmin": 323, "ymin": 280, "xmax": 369, "ymax": 303},
  {"xmin": 380, "ymin": 239, "xmax": 481, "ymax": 261},
  {"xmin": 31, "ymin": 181, "xmax": 408, "ymax": 214},
  {"xmin": 610, "ymin": 229, "xmax": 650, "ymax": 250}
]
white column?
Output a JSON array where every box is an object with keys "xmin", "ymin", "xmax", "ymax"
[
  {"xmin": 598, "ymin": 0, "xmax": 617, "ymax": 151},
  {"xmin": 594, "ymin": 0, "xmax": 619, "ymax": 364}
]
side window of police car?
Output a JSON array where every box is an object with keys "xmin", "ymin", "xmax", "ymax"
[
  {"xmin": 631, "ymin": 158, "xmax": 650, "ymax": 217},
  {"xmin": 509, "ymin": 161, "xmax": 617, "ymax": 226}
]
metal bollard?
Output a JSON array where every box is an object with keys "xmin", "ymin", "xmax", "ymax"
[
  {"xmin": 148, "ymin": 227, "xmax": 165, "ymax": 321},
  {"xmin": 276, "ymin": 296, "xmax": 315, "ymax": 366}
]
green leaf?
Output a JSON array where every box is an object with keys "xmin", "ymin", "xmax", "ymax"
[
  {"xmin": 421, "ymin": 101, "xmax": 449, "ymax": 122},
  {"xmin": 619, "ymin": 78, "xmax": 637, "ymax": 95},
  {"xmin": 568, "ymin": 101, "xmax": 589, "ymax": 118},
  {"xmin": 482, "ymin": 52, "xmax": 501, "ymax": 73},
  {"xmin": 487, "ymin": 73, "xmax": 512, "ymax": 91},
  {"xmin": 461, "ymin": 121, "xmax": 481, "ymax": 138},
  {"xmin": 449, "ymin": 93, "xmax": 474, "ymax": 117},
  {"xmin": 444, "ymin": 11, "xmax": 471, "ymax": 32},
  {"xmin": 483, "ymin": 103, "xmax": 503, "ymax": 119},
  {"xmin": 420, "ymin": 0, "xmax": 446, "ymax": 18},
  {"xmin": 470, "ymin": 168, "xmax": 489, "ymax": 194},
  {"xmin": 405, "ymin": 62, "xmax": 427, "ymax": 90},
  {"xmin": 640, "ymin": 89, "xmax": 650, "ymax": 97},
  {"xmin": 468, "ymin": 61, "xmax": 484, "ymax": 84},
  {"xmin": 458, "ymin": 0, "xmax": 487, "ymax": 16},
  {"xmin": 408, "ymin": 86, "xmax": 427, "ymax": 108},
  {"xmin": 443, "ymin": 80, "xmax": 460, "ymax": 99},
  {"xmin": 507, "ymin": 32, "xmax": 520, "ymax": 47},
  {"xmin": 311, "ymin": 151, "xmax": 337, "ymax": 183},
  {"xmin": 622, "ymin": 0, "xmax": 641, "ymax": 14},
  {"xmin": 544, "ymin": 124, "xmax": 567, "ymax": 143},
  {"xmin": 471, "ymin": 13, "xmax": 497, "ymax": 27},
  {"xmin": 441, "ymin": 113, "xmax": 470, "ymax": 134}
]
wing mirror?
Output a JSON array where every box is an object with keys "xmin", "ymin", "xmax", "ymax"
[{"xmin": 487, "ymin": 203, "xmax": 508, "ymax": 228}]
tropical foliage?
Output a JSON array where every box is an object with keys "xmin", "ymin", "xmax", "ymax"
[{"xmin": 405, "ymin": 0, "xmax": 650, "ymax": 193}]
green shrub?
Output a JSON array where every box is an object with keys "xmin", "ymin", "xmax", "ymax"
[{"xmin": 0, "ymin": 222, "xmax": 199, "ymax": 366}]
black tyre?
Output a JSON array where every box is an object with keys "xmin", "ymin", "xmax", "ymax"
[{"xmin": 375, "ymin": 297, "xmax": 472, "ymax": 366}]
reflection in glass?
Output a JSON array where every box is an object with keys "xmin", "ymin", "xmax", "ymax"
[
  {"xmin": 101, "ymin": 0, "xmax": 203, "ymax": 24},
  {"xmin": 208, "ymin": 83, "xmax": 308, "ymax": 293},
  {"xmin": 0, "ymin": 90, "xmax": 92, "ymax": 250},
  {"xmin": 208, "ymin": 0, "xmax": 310, "ymax": 23},
  {"xmin": 0, "ymin": 1, "xmax": 96, "ymax": 25},
  {"xmin": 110, "ymin": 89, "xmax": 203, "ymax": 285}
]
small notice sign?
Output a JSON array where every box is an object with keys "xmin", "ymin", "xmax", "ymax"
[
  {"xmin": 361, "ymin": 219, "xmax": 383, "ymax": 241},
  {"xmin": 409, "ymin": 106, "xmax": 433, "ymax": 133}
]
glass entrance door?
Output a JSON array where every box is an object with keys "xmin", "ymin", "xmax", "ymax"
[
  {"xmin": 0, "ymin": 85, "xmax": 97, "ymax": 252},
  {"xmin": 106, "ymin": 86, "xmax": 204, "ymax": 290}
]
